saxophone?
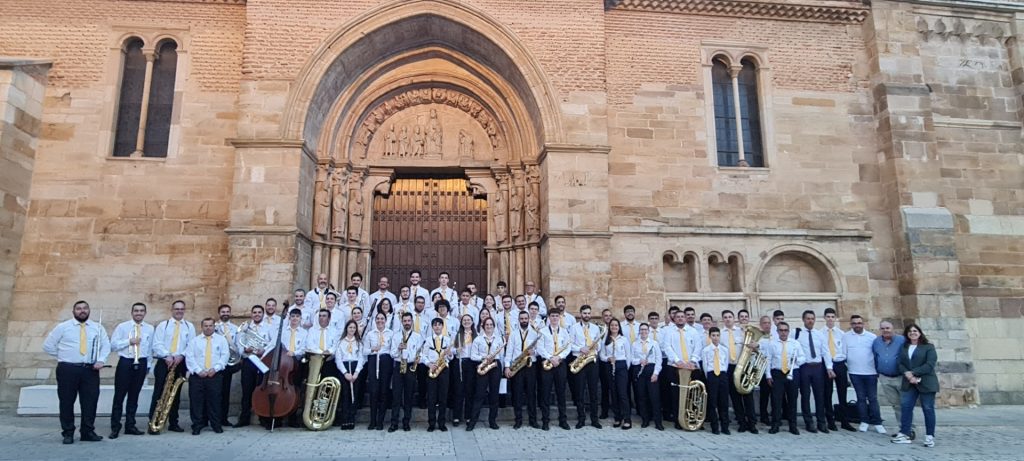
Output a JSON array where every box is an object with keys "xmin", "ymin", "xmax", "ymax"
[
  {"xmin": 733, "ymin": 324, "xmax": 769, "ymax": 394},
  {"xmin": 507, "ymin": 335, "xmax": 540, "ymax": 377},
  {"xmin": 476, "ymin": 340, "xmax": 500, "ymax": 375},
  {"xmin": 428, "ymin": 344, "xmax": 453, "ymax": 379},
  {"xmin": 569, "ymin": 324, "xmax": 607, "ymax": 374},
  {"xmin": 302, "ymin": 352, "xmax": 341, "ymax": 430},
  {"xmin": 148, "ymin": 361, "xmax": 186, "ymax": 434},
  {"xmin": 398, "ymin": 331, "xmax": 412, "ymax": 374},
  {"xmin": 541, "ymin": 333, "xmax": 569, "ymax": 371},
  {"xmin": 408, "ymin": 341, "xmax": 425, "ymax": 374}
]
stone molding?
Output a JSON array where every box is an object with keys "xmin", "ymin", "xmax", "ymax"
[
  {"xmin": 611, "ymin": 225, "xmax": 872, "ymax": 239},
  {"xmin": 606, "ymin": 0, "xmax": 870, "ymax": 24},
  {"xmin": 125, "ymin": 0, "xmax": 245, "ymax": 4}
]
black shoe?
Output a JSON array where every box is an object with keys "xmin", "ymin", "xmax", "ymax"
[
  {"xmin": 124, "ymin": 427, "xmax": 144, "ymax": 436},
  {"xmin": 841, "ymin": 423, "xmax": 856, "ymax": 432},
  {"xmin": 712, "ymin": 427, "xmax": 720, "ymax": 435},
  {"xmin": 749, "ymin": 426, "xmax": 759, "ymax": 434},
  {"xmin": 402, "ymin": 424, "xmax": 411, "ymax": 432},
  {"xmin": 655, "ymin": 423, "xmax": 664, "ymax": 431},
  {"xmin": 769, "ymin": 426, "xmax": 779, "ymax": 434},
  {"xmin": 514, "ymin": 422, "xmax": 523, "ymax": 429},
  {"xmin": 674, "ymin": 422, "xmax": 684, "ymax": 430},
  {"xmin": 489, "ymin": 422, "xmax": 499, "ymax": 430},
  {"xmin": 737, "ymin": 425, "xmax": 747, "ymax": 433},
  {"xmin": 805, "ymin": 424, "xmax": 817, "ymax": 433},
  {"xmin": 599, "ymin": 412, "xmax": 609, "ymax": 419},
  {"xmin": 81, "ymin": 433, "xmax": 103, "ymax": 442},
  {"xmin": 232, "ymin": 421, "xmax": 250, "ymax": 428},
  {"xmin": 828, "ymin": 423, "xmax": 838, "ymax": 432},
  {"xmin": 109, "ymin": 430, "xmax": 119, "ymax": 439},
  {"xmin": 62, "ymin": 435, "xmax": 74, "ymax": 445},
  {"xmin": 575, "ymin": 421, "xmax": 585, "ymax": 429},
  {"xmin": 223, "ymin": 419, "xmax": 235, "ymax": 427},
  {"xmin": 592, "ymin": 421, "xmax": 602, "ymax": 429},
  {"xmin": 790, "ymin": 426, "xmax": 800, "ymax": 435},
  {"xmin": 376, "ymin": 424, "xmax": 385, "ymax": 431},
  {"xmin": 452, "ymin": 419, "xmax": 460, "ymax": 427},
  {"xmin": 613, "ymin": 420, "xmax": 622, "ymax": 428},
  {"xmin": 910, "ymin": 430, "xmax": 916, "ymax": 440},
  {"xmin": 760, "ymin": 418, "xmax": 771, "ymax": 426},
  {"xmin": 387, "ymin": 425, "xmax": 398, "ymax": 433},
  {"xmin": 529, "ymin": 422, "xmax": 540, "ymax": 429},
  {"xmin": 559, "ymin": 422, "xmax": 571, "ymax": 430},
  {"xmin": 466, "ymin": 423, "xmax": 475, "ymax": 431},
  {"xmin": 213, "ymin": 427, "xmax": 224, "ymax": 433},
  {"xmin": 818, "ymin": 424, "xmax": 829, "ymax": 434},
  {"xmin": 439, "ymin": 425, "xmax": 448, "ymax": 432},
  {"xmin": 641, "ymin": 421, "xmax": 649, "ymax": 428},
  {"xmin": 541, "ymin": 422, "xmax": 550, "ymax": 431},
  {"xmin": 427, "ymin": 425, "xmax": 436, "ymax": 432},
  {"xmin": 722, "ymin": 427, "xmax": 730, "ymax": 435},
  {"xmin": 191, "ymin": 428, "xmax": 201, "ymax": 435},
  {"xmin": 167, "ymin": 424, "xmax": 184, "ymax": 433}
]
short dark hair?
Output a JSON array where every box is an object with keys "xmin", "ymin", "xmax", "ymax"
[
  {"xmin": 850, "ymin": 314, "xmax": 863, "ymax": 321},
  {"xmin": 554, "ymin": 295, "xmax": 566, "ymax": 303},
  {"xmin": 824, "ymin": 307, "xmax": 837, "ymax": 316},
  {"xmin": 431, "ymin": 318, "xmax": 444, "ymax": 327},
  {"xmin": 738, "ymin": 309, "xmax": 750, "ymax": 316},
  {"xmin": 401, "ymin": 312, "xmax": 413, "ymax": 320},
  {"xmin": 802, "ymin": 310, "xmax": 815, "ymax": 319},
  {"xmin": 528, "ymin": 301, "xmax": 540, "ymax": 309},
  {"xmin": 172, "ymin": 300, "xmax": 186, "ymax": 308},
  {"xmin": 721, "ymin": 309, "xmax": 734, "ymax": 317},
  {"xmin": 579, "ymin": 304, "xmax": 592, "ymax": 314},
  {"xmin": 773, "ymin": 310, "xmax": 785, "ymax": 318},
  {"xmin": 265, "ymin": 297, "xmax": 277, "ymax": 305},
  {"xmin": 647, "ymin": 312, "xmax": 659, "ymax": 319},
  {"xmin": 326, "ymin": 292, "xmax": 338, "ymax": 300},
  {"xmin": 777, "ymin": 321, "xmax": 790, "ymax": 330},
  {"xmin": 623, "ymin": 305, "xmax": 635, "ymax": 313},
  {"xmin": 217, "ymin": 304, "xmax": 231, "ymax": 311},
  {"xmin": 132, "ymin": 302, "xmax": 147, "ymax": 311},
  {"xmin": 346, "ymin": 286, "xmax": 358, "ymax": 293},
  {"xmin": 435, "ymin": 299, "xmax": 450, "ymax": 311},
  {"xmin": 439, "ymin": 271, "xmax": 450, "ymax": 278},
  {"xmin": 409, "ymin": 270, "xmax": 421, "ymax": 277},
  {"xmin": 288, "ymin": 308, "xmax": 302, "ymax": 317},
  {"xmin": 683, "ymin": 306, "xmax": 695, "ymax": 314},
  {"xmin": 319, "ymin": 309, "xmax": 331, "ymax": 318},
  {"xmin": 708, "ymin": 326, "xmax": 720, "ymax": 335},
  {"xmin": 699, "ymin": 313, "xmax": 712, "ymax": 321},
  {"xmin": 251, "ymin": 305, "xmax": 264, "ymax": 313},
  {"xmin": 351, "ymin": 272, "xmax": 363, "ymax": 280},
  {"xmin": 497, "ymin": 281, "xmax": 507, "ymax": 288}
]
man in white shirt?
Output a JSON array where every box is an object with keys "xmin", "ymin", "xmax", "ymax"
[
  {"xmin": 149, "ymin": 300, "xmax": 195, "ymax": 433},
  {"xmin": 720, "ymin": 309, "xmax": 750, "ymax": 433},
  {"xmin": 493, "ymin": 280, "xmax": 509, "ymax": 301},
  {"xmin": 407, "ymin": 270, "xmax": 430, "ymax": 306},
  {"xmin": 369, "ymin": 276, "xmax": 397, "ymax": 316},
  {"xmin": 794, "ymin": 310, "xmax": 835, "ymax": 434},
  {"xmin": 349, "ymin": 272, "xmax": 371, "ymax": 310},
  {"xmin": 453, "ymin": 289, "xmax": 479, "ymax": 324},
  {"xmin": 570, "ymin": 305, "xmax": 602, "ymax": 429},
  {"xmin": 821, "ymin": 307, "xmax": 852, "ymax": 431},
  {"xmin": 701, "ymin": 327, "xmax": 731, "ymax": 435},
  {"xmin": 214, "ymin": 304, "xmax": 240, "ymax": 426},
  {"xmin": 766, "ymin": 321, "xmax": 805, "ymax": 435},
  {"xmin": 523, "ymin": 280, "xmax": 547, "ymax": 317},
  {"xmin": 538, "ymin": 310, "xmax": 572, "ymax": 431},
  {"xmin": 465, "ymin": 282, "xmax": 485, "ymax": 310},
  {"xmin": 43, "ymin": 300, "xmax": 111, "ymax": 444},
  {"xmin": 430, "ymin": 271, "xmax": 458, "ymax": 307},
  {"xmin": 109, "ymin": 302, "xmax": 154, "ymax": 439},
  {"xmin": 843, "ymin": 314, "xmax": 884, "ymax": 433},
  {"xmin": 185, "ymin": 317, "xmax": 230, "ymax": 435},
  {"xmin": 234, "ymin": 305, "xmax": 270, "ymax": 428},
  {"xmin": 304, "ymin": 272, "xmax": 340, "ymax": 313},
  {"xmin": 504, "ymin": 309, "xmax": 541, "ymax": 429},
  {"xmin": 662, "ymin": 309, "xmax": 701, "ymax": 430},
  {"xmin": 394, "ymin": 285, "xmax": 414, "ymax": 320},
  {"xmin": 389, "ymin": 312, "xmax": 423, "ymax": 432}
]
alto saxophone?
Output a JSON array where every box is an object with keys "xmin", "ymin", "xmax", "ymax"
[
  {"xmin": 733, "ymin": 324, "xmax": 769, "ymax": 394},
  {"xmin": 302, "ymin": 352, "xmax": 341, "ymax": 430},
  {"xmin": 542, "ymin": 338, "xmax": 569, "ymax": 371},
  {"xmin": 476, "ymin": 348, "xmax": 500, "ymax": 375},
  {"xmin": 428, "ymin": 345, "xmax": 453, "ymax": 379},
  {"xmin": 569, "ymin": 324, "xmax": 607, "ymax": 374},
  {"xmin": 507, "ymin": 335, "xmax": 540, "ymax": 377},
  {"xmin": 148, "ymin": 361, "xmax": 186, "ymax": 434},
  {"xmin": 408, "ymin": 341, "xmax": 425, "ymax": 374},
  {"xmin": 398, "ymin": 332, "xmax": 412, "ymax": 374}
]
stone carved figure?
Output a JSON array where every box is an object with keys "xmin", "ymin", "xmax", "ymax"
[
  {"xmin": 349, "ymin": 190, "xmax": 364, "ymax": 243},
  {"xmin": 509, "ymin": 182, "xmax": 522, "ymax": 240},
  {"xmin": 493, "ymin": 186, "xmax": 507, "ymax": 243},
  {"xmin": 458, "ymin": 129, "xmax": 475, "ymax": 157},
  {"xmin": 426, "ymin": 109, "xmax": 443, "ymax": 156},
  {"xmin": 412, "ymin": 125, "xmax": 424, "ymax": 156},
  {"xmin": 384, "ymin": 125, "xmax": 397, "ymax": 156},
  {"xmin": 331, "ymin": 171, "xmax": 348, "ymax": 240},
  {"xmin": 313, "ymin": 166, "xmax": 332, "ymax": 238},
  {"xmin": 399, "ymin": 126, "xmax": 410, "ymax": 157},
  {"xmin": 525, "ymin": 182, "xmax": 540, "ymax": 239}
]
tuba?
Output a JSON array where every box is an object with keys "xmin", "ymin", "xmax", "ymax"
[
  {"xmin": 148, "ymin": 361, "xmax": 186, "ymax": 434},
  {"xmin": 569, "ymin": 324, "xmax": 607, "ymax": 374},
  {"xmin": 302, "ymin": 352, "xmax": 341, "ymax": 430},
  {"xmin": 507, "ymin": 335, "xmax": 540, "ymax": 377},
  {"xmin": 733, "ymin": 325, "xmax": 769, "ymax": 394},
  {"xmin": 672, "ymin": 368, "xmax": 707, "ymax": 431}
]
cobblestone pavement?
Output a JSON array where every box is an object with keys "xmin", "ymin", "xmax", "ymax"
[{"xmin": 1, "ymin": 406, "xmax": 1021, "ymax": 461}]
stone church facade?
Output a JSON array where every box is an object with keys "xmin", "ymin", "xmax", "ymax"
[{"xmin": 0, "ymin": 0, "xmax": 1022, "ymax": 405}]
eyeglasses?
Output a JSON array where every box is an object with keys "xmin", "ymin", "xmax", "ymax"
[{"xmin": 777, "ymin": 329, "xmax": 790, "ymax": 333}]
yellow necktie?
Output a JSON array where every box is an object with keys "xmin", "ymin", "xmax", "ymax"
[
  {"xmin": 553, "ymin": 328, "xmax": 559, "ymax": 350},
  {"xmin": 705, "ymin": 334, "xmax": 711, "ymax": 346},
  {"xmin": 560, "ymin": 317, "xmax": 565, "ymax": 328},
  {"xmin": 443, "ymin": 318, "xmax": 448, "ymax": 334},
  {"xmin": 505, "ymin": 311, "xmax": 511, "ymax": 338},
  {"xmin": 713, "ymin": 347, "xmax": 721, "ymax": 376},
  {"xmin": 642, "ymin": 340, "xmax": 648, "ymax": 356},
  {"xmin": 629, "ymin": 324, "xmax": 635, "ymax": 343},
  {"xmin": 678, "ymin": 328, "xmax": 688, "ymax": 362},
  {"xmin": 828, "ymin": 329, "xmax": 836, "ymax": 358},
  {"xmin": 728, "ymin": 329, "xmax": 736, "ymax": 361},
  {"xmin": 435, "ymin": 336, "xmax": 441, "ymax": 352},
  {"xmin": 204, "ymin": 336, "xmax": 212, "ymax": 369},
  {"xmin": 170, "ymin": 320, "xmax": 181, "ymax": 354},
  {"xmin": 583, "ymin": 326, "xmax": 590, "ymax": 345},
  {"xmin": 653, "ymin": 330, "xmax": 658, "ymax": 341},
  {"xmin": 378, "ymin": 332, "xmax": 384, "ymax": 351},
  {"xmin": 415, "ymin": 314, "xmax": 421, "ymax": 333},
  {"xmin": 289, "ymin": 328, "xmax": 296, "ymax": 352},
  {"xmin": 319, "ymin": 329, "xmax": 326, "ymax": 351},
  {"xmin": 781, "ymin": 342, "xmax": 790, "ymax": 374},
  {"xmin": 464, "ymin": 333, "xmax": 471, "ymax": 351},
  {"xmin": 79, "ymin": 323, "xmax": 87, "ymax": 355},
  {"xmin": 319, "ymin": 291, "xmax": 326, "ymax": 306},
  {"xmin": 346, "ymin": 339, "xmax": 353, "ymax": 354}
]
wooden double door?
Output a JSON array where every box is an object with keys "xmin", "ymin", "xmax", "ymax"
[{"xmin": 371, "ymin": 177, "xmax": 488, "ymax": 291}]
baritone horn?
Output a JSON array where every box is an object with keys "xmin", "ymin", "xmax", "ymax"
[
  {"xmin": 733, "ymin": 325, "xmax": 769, "ymax": 394},
  {"xmin": 302, "ymin": 352, "xmax": 341, "ymax": 430},
  {"xmin": 672, "ymin": 368, "xmax": 707, "ymax": 431}
]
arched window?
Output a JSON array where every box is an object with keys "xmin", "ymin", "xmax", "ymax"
[
  {"xmin": 710, "ymin": 56, "xmax": 764, "ymax": 167},
  {"xmin": 112, "ymin": 37, "xmax": 178, "ymax": 158}
]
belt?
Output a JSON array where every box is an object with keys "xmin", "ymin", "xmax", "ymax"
[
  {"xmin": 880, "ymin": 373, "xmax": 899, "ymax": 378},
  {"xmin": 118, "ymin": 356, "xmax": 148, "ymax": 362},
  {"xmin": 801, "ymin": 361, "xmax": 823, "ymax": 367},
  {"xmin": 58, "ymin": 362, "xmax": 94, "ymax": 367}
]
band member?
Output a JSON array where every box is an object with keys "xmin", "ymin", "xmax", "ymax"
[
  {"xmin": 281, "ymin": 308, "xmax": 307, "ymax": 427},
  {"xmin": 349, "ymin": 272, "xmax": 371, "ymax": 311},
  {"xmin": 771, "ymin": 309, "xmax": 785, "ymax": 340},
  {"xmin": 214, "ymin": 304, "xmax": 240, "ymax": 426},
  {"xmin": 304, "ymin": 273, "xmax": 339, "ymax": 313},
  {"xmin": 504, "ymin": 310, "xmax": 540, "ymax": 429},
  {"xmin": 767, "ymin": 322, "xmax": 805, "ymax": 434},
  {"xmin": 434, "ymin": 300, "xmax": 457, "ymax": 339},
  {"xmin": 363, "ymin": 311, "xmax": 393, "ymax": 430},
  {"xmin": 552, "ymin": 296, "xmax": 577, "ymax": 329},
  {"xmin": 335, "ymin": 319, "xmax": 364, "ymax": 430},
  {"xmin": 185, "ymin": 318, "xmax": 229, "ymax": 435},
  {"xmin": 528, "ymin": 302, "xmax": 544, "ymax": 332},
  {"xmin": 295, "ymin": 289, "xmax": 314, "ymax": 329},
  {"xmin": 368, "ymin": 276, "xmax": 397, "ymax": 317},
  {"xmin": 234, "ymin": 305, "xmax": 270, "ymax": 428},
  {"xmin": 663, "ymin": 309, "xmax": 700, "ymax": 430},
  {"xmin": 149, "ymin": 300, "xmax": 195, "ymax": 433},
  {"xmin": 408, "ymin": 270, "xmax": 430, "ymax": 305},
  {"xmin": 375, "ymin": 298, "xmax": 397, "ymax": 334},
  {"xmin": 621, "ymin": 305, "xmax": 640, "ymax": 411},
  {"xmin": 340, "ymin": 286, "xmax": 362, "ymax": 327},
  {"xmin": 410, "ymin": 296, "xmax": 431, "ymax": 408},
  {"xmin": 821, "ymin": 307, "xmax": 849, "ymax": 431},
  {"xmin": 632, "ymin": 323, "xmax": 663, "ymax": 430},
  {"xmin": 109, "ymin": 302, "xmax": 153, "ymax": 439},
  {"xmin": 756, "ymin": 315, "xmax": 774, "ymax": 427},
  {"xmin": 454, "ymin": 289, "xmax": 480, "ymax": 324},
  {"xmin": 494, "ymin": 280, "xmax": 509, "ymax": 300},
  {"xmin": 570, "ymin": 305, "xmax": 602, "ymax": 429},
  {"xmin": 795, "ymin": 310, "xmax": 834, "ymax": 433},
  {"xmin": 43, "ymin": 300, "xmax": 110, "ymax": 444},
  {"xmin": 304, "ymin": 309, "xmax": 341, "ymax": 408},
  {"xmin": 325, "ymin": 292, "xmax": 346, "ymax": 331},
  {"xmin": 423, "ymin": 318, "xmax": 453, "ymax": 431},
  {"xmin": 389, "ymin": 312, "xmax": 423, "ymax": 432},
  {"xmin": 395, "ymin": 285, "xmax": 414, "ymax": 321},
  {"xmin": 496, "ymin": 295, "xmax": 516, "ymax": 343},
  {"xmin": 683, "ymin": 307, "xmax": 702, "ymax": 334},
  {"xmin": 468, "ymin": 317, "xmax": 504, "ymax": 430},
  {"xmin": 430, "ymin": 271, "xmax": 458, "ymax": 306},
  {"xmin": 411, "ymin": 296, "xmax": 430, "ymax": 337},
  {"xmin": 539, "ymin": 309, "xmax": 572, "ymax": 431},
  {"xmin": 451, "ymin": 314, "xmax": 477, "ymax": 427},
  {"xmin": 465, "ymin": 282, "xmax": 485, "ymax": 310},
  {"xmin": 523, "ymin": 280, "xmax": 546, "ymax": 316},
  {"xmin": 602, "ymin": 318, "xmax": 632, "ymax": 429},
  {"xmin": 476, "ymin": 307, "xmax": 493, "ymax": 335},
  {"xmin": 514, "ymin": 294, "xmax": 528, "ymax": 315},
  {"xmin": 598, "ymin": 308, "xmax": 613, "ymax": 419},
  {"xmin": 701, "ymin": 327, "xmax": 730, "ymax": 435},
  {"xmin": 720, "ymin": 309, "xmax": 750, "ymax": 432},
  {"xmin": 263, "ymin": 298, "xmax": 282, "ymax": 335}
]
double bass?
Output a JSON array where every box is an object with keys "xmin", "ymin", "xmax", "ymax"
[{"xmin": 252, "ymin": 302, "xmax": 300, "ymax": 430}]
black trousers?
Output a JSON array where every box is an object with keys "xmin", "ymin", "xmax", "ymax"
[
  {"xmin": 111, "ymin": 357, "xmax": 147, "ymax": 431},
  {"xmin": 705, "ymin": 371, "xmax": 730, "ymax": 430},
  {"xmin": 658, "ymin": 359, "xmax": 675, "ymax": 421},
  {"xmin": 188, "ymin": 373, "xmax": 223, "ymax": 431},
  {"xmin": 771, "ymin": 369, "xmax": 799, "ymax": 429},
  {"xmin": 574, "ymin": 362, "xmax": 600, "ymax": 424},
  {"xmin": 427, "ymin": 368, "xmax": 450, "ymax": 426},
  {"xmin": 665, "ymin": 367, "xmax": 691, "ymax": 422},
  {"xmin": 415, "ymin": 364, "xmax": 428, "ymax": 408},
  {"xmin": 825, "ymin": 360, "xmax": 849, "ymax": 425},
  {"xmin": 510, "ymin": 361, "xmax": 538, "ymax": 424},
  {"xmin": 149, "ymin": 359, "xmax": 185, "ymax": 426},
  {"xmin": 540, "ymin": 362, "xmax": 568, "ymax": 424},
  {"xmin": 339, "ymin": 360, "xmax": 360, "ymax": 426},
  {"xmin": 390, "ymin": 362, "xmax": 417, "ymax": 426},
  {"xmin": 219, "ymin": 363, "xmax": 239, "ymax": 423},
  {"xmin": 471, "ymin": 367, "xmax": 500, "ymax": 424},
  {"xmin": 799, "ymin": 363, "xmax": 826, "ymax": 426},
  {"xmin": 566, "ymin": 353, "xmax": 580, "ymax": 407},
  {"xmin": 598, "ymin": 360, "xmax": 611, "ymax": 416},
  {"xmin": 726, "ymin": 364, "xmax": 753, "ymax": 427},
  {"xmin": 602, "ymin": 360, "xmax": 630, "ymax": 423},
  {"xmin": 633, "ymin": 364, "xmax": 662, "ymax": 424},
  {"xmin": 452, "ymin": 358, "xmax": 476, "ymax": 423},
  {"xmin": 56, "ymin": 363, "xmax": 100, "ymax": 437},
  {"xmin": 237, "ymin": 360, "xmax": 263, "ymax": 424},
  {"xmin": 366, "ymin": 354, "xmax": 393, "ymax": 427},
  {"xmin": 758, "ymin": 374, "xmax": 773, "ymax": 423}
]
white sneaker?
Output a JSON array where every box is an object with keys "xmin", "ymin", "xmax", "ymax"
[
  {"xmin": 858, "ymin": 423, "xmax": 869, "ymax": 432},
  {"xmin": 924, "ymin": 435, "xmax": 935, "ymax": 448},
  {"xmin": 875, "ymin": 425, "xmax": 887, "ymax": 434},
  {"xmin": 891, "ymin": 433, "xmax": 912, "ymax": 444}
]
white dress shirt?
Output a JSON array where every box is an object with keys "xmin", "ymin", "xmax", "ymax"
[
  {"xmin": 630, "ymin": 338, "xmax": 662, "ymax": 374},
  {"xmin": 494, "ymin": 308, "xmax": 515, "ymax": 341},
  {"xmin": 335, "ymin": 336, "xmax": 365, "ymax": 374},
  {"xmin": 766, "ymin": 338, "xmax": 806, "ymax": 379},
  {"xmin": 304, "ymin": 287, "xmax": 341, "ymax": 313},
  {"xmin": 539, "ymin": 325, "xmax": 571, "ymax": 361},
  {"xmin": 215, "ymin": 321, "xmax": 239, "ymax": 345},
  {"xmin": 553, "ymin": 311, "xmax": 577, "ymax": 331},
  {"xmin": 408, "ymin": 286, "xmax": 430, "ymax": 304},
  {"xmin": 363, "ymin": 327, "xmax": 393, "ymax": 356},
  {"xmin": 153, "ymin": 318, "xmax": 196, "ymax": 358},
  {"xmin": 390, "ymin": 329, "xmax": 424, "ymax": 363},
  {"xmin": 719, "ymin": 325, "xmax": 744, "ymax": 364},
  {"xmin": 455, "ymin": 331, "xmax": 476, "ymax": 359},
  {"xmin": 453, "ymin": 302, "xmax": 480, "ymax": 324},
  {"xmin": 524, "ymin": 293, "xmax": 547, "ymax": 316},
  {"xmin": 819, "ymin": 325, "xmax": 847, "ymax": 362},
  {"xmin": 430, "ymin": 287, "xmax": 458, "ymax": 306},
  {"xmin": 503, "ymin": 325, "xmax": 541, "ymax": 364},
  {"xmin": 842, "ymin": 330, "xmax": 878, "ymax": 375},
  {"xmin": 304, "ymin": 324, "xmax": 339, "ymax": 354},
  {"xmin": 280, "ymin": 326, "xmax": 308, "ymax": 356},
  {"xmin": 794, "ymin": 327, "xmax": 833, "ymax": 370},
  {"xmin": 420, "ymin": 334, "xmax": 453, "ymax": 366},
  {"xmin": 185, "ymin": 333, "xmax": 229, "ymax": 373},
  {"xmin": 110, "ymin": 320, "xmax": 154, "ymax": 360},
  {"xmin": 571, "ymin": 321, "xmax": 602, "ymax": 355},
  {"xmin": 470, "ymin": 333, "xmax": 505, "ymax": 366},
  {"xmin": 368, "ymin": 290, "xmax": 397, "ymax": 313},
  {"xmin": 599, "ymin": 335, "xmax": 630, "ymax": 362},
  {"xmin": 43, "ymin": 319, "xmax": 111, "ymax": 364},
  {"xmin": 700, "ymin": 343, "xmax": 730, "ymax": 378},
  {"xmin": 661, "ymin": 324, "xmax": 701, "ymax": 365},
  {"xmin": 621, "ymin": 320, "xmax": 642, "ymax": 344}
]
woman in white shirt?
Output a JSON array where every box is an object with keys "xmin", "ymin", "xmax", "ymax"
[
  {"xmin": 601, "ymin": 318, "xmax": 632, "ymax": 429},
  {"xmin": 451, "ymin": 314, "xmax": 477, "ymax": 427},
  {"xmin": 335, "ymin": 320, "xmax": 364, "ymax": 430},
  {"xmin": 631, "ymin": 323, "xmax": 663, "ymax": 430}
]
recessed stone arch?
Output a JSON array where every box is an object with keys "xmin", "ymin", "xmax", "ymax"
[
  {"xmin": 754, "ymin": 244, "xmax": 842, "ymax": 293},
  {"xmin": 663, "ymin": 250, "xmax": 698, "ymax": 293}
]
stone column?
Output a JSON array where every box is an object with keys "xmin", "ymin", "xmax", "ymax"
[{"xmin": 539, "ymin": 143, "xmax": 612, "ymax": 310}]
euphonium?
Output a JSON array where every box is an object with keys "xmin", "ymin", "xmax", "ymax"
[
  {"xmin": 302, "ymin": 352, "xmax": 341, "ymax": 430},
  {"xmin": 148, "ymin": 361, "xmax": 186, "ymax": 434},
  {"xmin": 508, "ymin": 335, "xmax": 540, "ymax": 377},
  {"xmin": 569, "ymin": 324, "xmax": 607, "ymax": 374},
  {"xmin": 672, "ymin": 369, "xmax": 707, "ymax": 431},
  {"xmin": 733, "ymin": 324, "xmax": 769, "ymax": 395},
  {"xmin": 428, "ymin": 345, "xmax": 453, "ymax": 379}
]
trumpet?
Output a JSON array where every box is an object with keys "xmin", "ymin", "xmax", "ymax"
[{"xmin": 128, "ymin": 326, "xmax": 140, "ymax": 366}]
